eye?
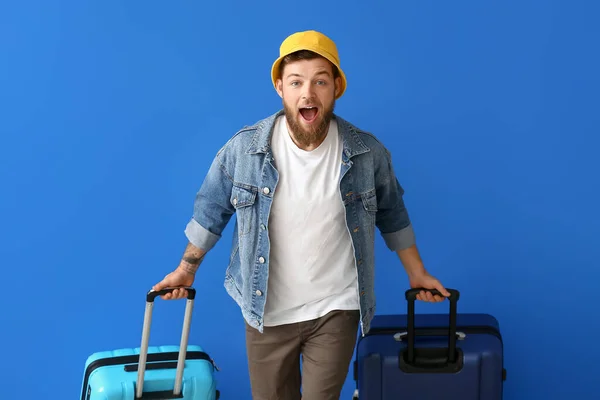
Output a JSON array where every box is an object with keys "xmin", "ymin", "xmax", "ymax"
[
  {"xmin": 290, "ymin": 81, "xmax": 300, "ymax": 87},
  {"xmin": 316, "ymin": 80, "xmax": 326, "ymax": 85}
]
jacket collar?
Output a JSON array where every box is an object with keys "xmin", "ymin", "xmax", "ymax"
[{"xmin": 246, "ymin": 109, "xmax": 370, "ymax": 159}]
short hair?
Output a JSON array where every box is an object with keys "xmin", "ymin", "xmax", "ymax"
[{"xmin": 278, "ymin": 50, "xmax": 341, "ymax": 80}]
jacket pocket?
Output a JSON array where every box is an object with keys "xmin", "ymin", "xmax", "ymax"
[
  {"xmin": 360, "ymin": 189, "xmax": 378, "ymax": 213},
  {"xmin": 360, "ymin": 189, "xmax": 378, "ymax": 237},
  {"xmin": 230, "ymin": 185, "xmax": 257, "ymax": 236}
]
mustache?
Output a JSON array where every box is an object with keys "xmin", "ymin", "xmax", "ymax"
[{"xmin": 298, "ymin": 101, "xmax": 320, "ymax": 108}]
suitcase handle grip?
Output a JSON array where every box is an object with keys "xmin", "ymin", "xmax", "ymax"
[
  {"xmin": 405, "ymin": 288, "xmax": 459, "ymax": 302},
  {"xmin": 404, "ymin": 287, "xmax": 460, "ymax": 367},
  {"xmin": 146, "ymin": 287, "xmax": 196, "ymax": 302},
  {"xmin": 136, "ymin": 286, "xmax": 196, "ymax": 399}
]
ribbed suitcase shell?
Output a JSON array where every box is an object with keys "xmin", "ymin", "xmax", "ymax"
[
  {"xmin": 354, "ymin": 313, "xmax": 505, "ymax": 400},
  {"xmin": 80, "ymin": 344, "xmax": 219, "ymax": 400}
]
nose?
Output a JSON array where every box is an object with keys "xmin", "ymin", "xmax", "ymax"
[{"xmin": 301, "ymin": 83, "xmax": 315, "ymax": 100}]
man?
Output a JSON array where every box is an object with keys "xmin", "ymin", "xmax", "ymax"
[{"xmin": 153, "ymin": 30, "xmax": 450, "ymax": 399}]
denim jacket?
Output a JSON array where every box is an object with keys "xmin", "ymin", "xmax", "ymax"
[{"xmin": 184, "ymin": 110, "xmax": 415, "ymax": 335}]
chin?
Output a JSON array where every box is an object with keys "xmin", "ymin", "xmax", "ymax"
[{"xmin": 283, "ymin": 101, "xmax": 333, "ymax": 139}]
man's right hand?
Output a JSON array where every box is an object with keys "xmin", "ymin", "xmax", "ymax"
[{"xmin": 152, "ymin": 267, "xmax": 196, "ymax": 300}]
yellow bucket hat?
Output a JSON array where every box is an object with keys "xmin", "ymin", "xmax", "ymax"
[{"xmin": 271, "ymin": 30, "xmax": 347, "ymax": 99}]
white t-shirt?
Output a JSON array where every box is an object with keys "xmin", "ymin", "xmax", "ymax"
[{"xmin": 262, "ymin": 115, "xmax": 359, "ymax": 327}]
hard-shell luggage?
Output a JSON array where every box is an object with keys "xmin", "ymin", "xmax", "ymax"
[
  {"xmin": 80, "ymin": 287, "xmax": 220, "ymax": 400},
  {"xmin": 353, "ymin": 288, "xmax": 506, "ymax": 399}
]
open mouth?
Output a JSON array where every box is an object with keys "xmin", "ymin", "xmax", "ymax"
[{"xmin": 299, "ymin": 106, "xmax": 319, "ymax": 123}]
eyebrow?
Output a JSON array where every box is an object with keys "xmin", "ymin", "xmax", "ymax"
[{"xmin": 286, "ymin": 70, "xmax": 331, "ymax": 79}]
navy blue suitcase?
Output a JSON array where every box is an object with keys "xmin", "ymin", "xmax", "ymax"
[{"xmin": 353, "ymin": 288, "xmax": 506, "ymax": 399}]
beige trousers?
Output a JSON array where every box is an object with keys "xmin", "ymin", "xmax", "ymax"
[{"xmin": 244, "ymin": 309, "xmax": 360, "ymax": 400}]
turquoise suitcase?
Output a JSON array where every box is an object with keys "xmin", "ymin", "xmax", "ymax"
[{"xmin": 80, "ymin": 287, "xmax": 220, "ymax": 399}]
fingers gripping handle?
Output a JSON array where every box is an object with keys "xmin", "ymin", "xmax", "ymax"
[
  {"xmin": 136, "ymin": 287, "xmax": 196, "ymax": 399},
  {"xmin": 146, "ymin": 287, "xmax": 197, "ymax": 302},
  {"xmin": 405, "ymin": 288, "xmax": 459, "ymax": 302}
]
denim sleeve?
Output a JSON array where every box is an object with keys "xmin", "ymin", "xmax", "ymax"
[
  {"xmin": 375, "ymin": 149, "xmax": 416, "ymax": 252},
  {"xmin": 184, "ymin": 152, "xmax": 235, "ymax": 251}
]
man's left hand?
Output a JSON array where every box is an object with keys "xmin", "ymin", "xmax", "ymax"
[{"xmin": 409, "ymin": 272, "xmax": 450, "ymax": 302}]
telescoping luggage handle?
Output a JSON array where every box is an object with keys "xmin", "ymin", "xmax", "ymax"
[
  {"xmin": 404, "ymin": 288, "xmax": 460, "ymax": 366},
  {"xmin": 136, "ymin": 287, "xmax": 196, "ymax": 399}
]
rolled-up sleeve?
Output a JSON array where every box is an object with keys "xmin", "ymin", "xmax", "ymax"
[
  {"xmin": 184, "ymin": 151, "xmax": 235, "ymax": 252},
  {"xmin": 381, "ymin": 224, "xmax": 415, "ymax": 252},
  {"xmin": 375, "ymin": 149, "xmax": 416, "ymax": 252},
  {"xmin": 185, "ymin": 218, "xmax": 222, "ymax": 252}
]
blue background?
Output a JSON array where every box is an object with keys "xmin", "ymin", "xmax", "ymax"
[{"xmin": 1, "ymin": 1, "xmax": 598, "ymax": 399}]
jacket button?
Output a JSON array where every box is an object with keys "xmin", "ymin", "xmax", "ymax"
[
  {"xmin": 258, "ymin": 257, "xmax": 265, "ymax": 263},
  {"xmin": 255, "ymin": 290, "xmax": 263, "ymax": 296},
  {"xmin": 263, "ymin": 187, "xmax": 270, "ymax": 195}
]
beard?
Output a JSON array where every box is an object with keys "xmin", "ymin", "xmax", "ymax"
[{"xmin": 282, "ymin": 99, "xmax": 335, "ymax": 148}]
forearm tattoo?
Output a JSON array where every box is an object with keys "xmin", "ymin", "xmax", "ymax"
[{"xmin": 180, "ymin": 243, "xmax": 206, "ymax": 274}]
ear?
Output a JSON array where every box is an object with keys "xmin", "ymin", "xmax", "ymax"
[
  {"xmin": 275, "ymin": 79, "xmax": 284, "ymax": 98},
  {"xmin": 334, "ymin": 76, "xmax": 342, "ymax": 98}
]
